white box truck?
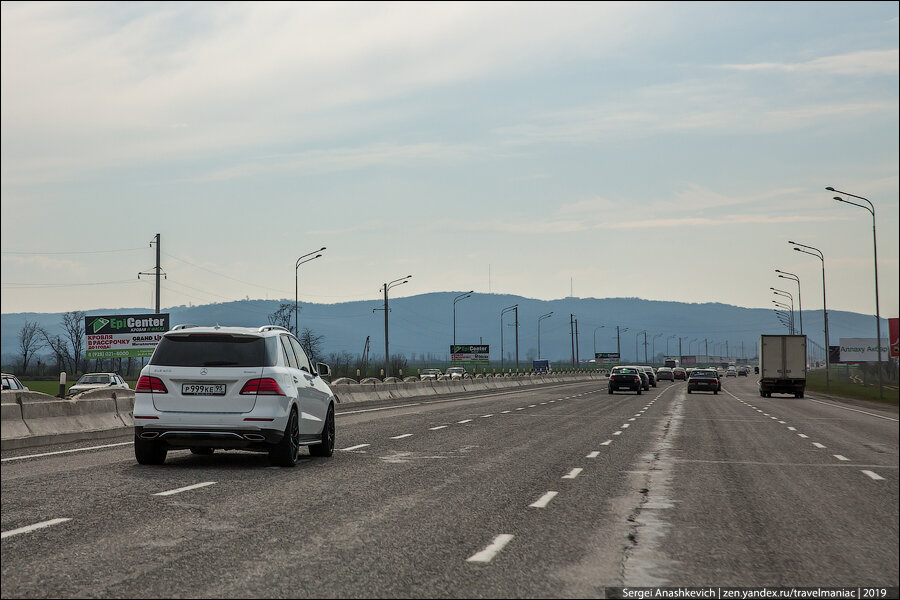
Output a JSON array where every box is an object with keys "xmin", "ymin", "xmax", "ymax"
[{"xmin": 758, "ymin": 334, "xmax": 807, "ymax": 398}]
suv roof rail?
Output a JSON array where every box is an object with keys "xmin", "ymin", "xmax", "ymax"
[
  {"xmin": 171, "ymin": 324, "xmax": 199, "ymax": 331},
  {"xmin": 258, "ymin": 325, "xmax": 290, "ymax": 333}
]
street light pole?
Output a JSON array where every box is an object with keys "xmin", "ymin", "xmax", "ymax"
[
  {"xmin": 667, "ymin": 334, "xmax": 676, "ymax": 356},
  {"xmin": 382, "ymin": 275, "xmax": 412, "ymax": 379},
  {"xmin": 538, "ymin": 312, "xmax": 553, "ymax": 360},
  {"xmin": 651, "ymin": 333, "xmax": 662, "ymax": 363},
  {"xmin": 501, "ymin": 304, "xmax": 517, "ymax": 372},
  {"xmin": 791, "ymin": 241, "xmax": 829, "ymax": 391},
  {"xmin": 771, "ymin": 288, "xmax": 794, "ymax": 334},
  {"xmin": 295, "ymin": 247, "xmax": 326, "ymax": 336},
  {"xmin": 452, "ymin": 291, "xmax": 473, "ymax": 347},
  {"xmin": 616, "ymin": 326, "xmax": 629, "ymax": 362},
  {"xmin": 593, "ymin": 325, "xmax": 605, "ymax": 355},
  {"xmin": 776, "ymin": 270, "xmax": 802, "ymax": 334},
  {"xmin": 829, "ymin": 187, "xmax": 883, "ymax": 402},
  {"xmin": 635, "ymin": 330, "xmax": 645, "ymax": 364}
]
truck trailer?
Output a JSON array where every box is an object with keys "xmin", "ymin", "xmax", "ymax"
[{"xmin": 758, "ymin": 334, "xmax": 807, "ymax": 398}]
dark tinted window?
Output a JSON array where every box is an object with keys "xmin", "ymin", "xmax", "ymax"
[
  {"xmin": 151, "ymin": 334, "xmax": 277, "ymax": 367},
  {"xmin": 289, "ymin": 337, "xmax": 313, "ymax": 373}
]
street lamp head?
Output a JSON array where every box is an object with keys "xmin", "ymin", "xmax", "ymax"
[{"xmin": 825, "ymin": 187, "xmax": 835, "ymax": 192}]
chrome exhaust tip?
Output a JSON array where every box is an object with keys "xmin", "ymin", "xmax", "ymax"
[
  {"xmin": 244, "ymin": 433, "xmax": 266, "ymax": 441},
  {"xmin": 140, "ymin": 431, "xmax": 160, "ymax": 439}
]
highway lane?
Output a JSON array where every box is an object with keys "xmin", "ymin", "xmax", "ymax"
[{"xmin": 2, "ymin": 376, "xmax": 897, "ymax": 597}]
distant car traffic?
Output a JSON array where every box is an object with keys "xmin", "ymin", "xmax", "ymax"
[
  {"xmin": 738, "ymin": 367, "xmax": 749, "ymax": 377},
  {"xmin": 420, "ymin": 368, "xmax": 442, "ymax": 381},
  {"xmin": 1, "ymin": 373, "xmax": 28, "ymax": 391},
  {"xmin": 68, "ymin": 372, "xmax": 130, "ymax": 395},
  {"xmin": 726, "ymin": 366, "xmax": 737, "ymax": 377},
  {"xmin": 656, "ymin": 367, "xmax": 675, "ymax": 381},
  {"xmin": 608, "ymin": 366, "xmax": 643, "ymax": 395},
  {"xmin": 673, "ymin": 367, "xmax": 687, "ymax": 381},
  {"xmin": 639, "ymin": 366, "xmax": 657, "ymax": 387},
  {"xmin": 446, "ymin": 367, "xmax": 468, "ymax": 380},
  {"xmin": 687, "ymin": 369, "xmax": 720, "ymax": 394}
]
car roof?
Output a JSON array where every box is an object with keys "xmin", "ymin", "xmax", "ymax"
[{"xmin": 165, "ymin": 325, "xmax": 289, "ymax": 337}]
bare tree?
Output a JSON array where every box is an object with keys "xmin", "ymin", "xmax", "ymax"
[
  {"xmin": 17, "ymin": 320, "xmax": 45, "ymax": 374},
  {"xmin": 298, "ymin": 327, "xmax": 325, "ymax": 364},
  {"xmin": 61, "ymin": 311, "xmax": 86, "ymax": 374},
  {"xmin": 267, "ymin": 303, "xmax": 296, "ymax": 334},
  {"xmin": 38, "ymin": 327, "xmax": 69, "ymax": 373}
]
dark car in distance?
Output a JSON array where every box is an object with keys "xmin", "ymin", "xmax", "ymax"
[
  {"xmin": 688, "ymin": 369, "xmax": 720, "ymax": 394},
  {"xmin": 640, "ymin": 366, "xmax": 657, "ymax": 388},
  {"xmin": 608, "ymin": 366, "xmax": 643, "ymax": 395},
  {"xmin": 673, "ymin": 367, "xmax": 687, "ymax": 381}
]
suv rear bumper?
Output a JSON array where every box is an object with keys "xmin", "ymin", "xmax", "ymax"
[{"xmin": 135, "ymin": 425, "xmax": 284, "ymax": 450}]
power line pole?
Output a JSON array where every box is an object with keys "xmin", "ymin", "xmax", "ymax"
[
  {"xmin": 574, "ymin": 318, "xmax": 580, "ymax": 365},
  {"xmin": 570, "ymin": 314, "xmax": 576, "ymax": 367}
]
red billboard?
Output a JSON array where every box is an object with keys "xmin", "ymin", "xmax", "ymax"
[{"xmin": 890, "ymin": 317, "xmax": 899, "ymax": 358}]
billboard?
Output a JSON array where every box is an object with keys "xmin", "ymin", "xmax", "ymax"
[
  {"xmin": 836, "ymin": 338, "xmax": 890, "ymax": 363},
  {"xmin": 450, "ymin": 344, "xmax": 489, "ymax": 365},
  {"xmin": 594, "ymin": 352, "xmax": 620, "ymax": 364},
  {"xmin": 85, "ymin": 313, "xmax": 170, "ymax": 359},
  {"xmin": 891, "ymin": 318, "xmax": 899, "ymax": 358}
]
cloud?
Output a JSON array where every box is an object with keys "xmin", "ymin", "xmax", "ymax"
[{"xmin": 720, "ymin": 49, "xmax": 899, "ymax": 76}]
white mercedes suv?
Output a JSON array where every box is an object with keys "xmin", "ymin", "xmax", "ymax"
[{"xmin": 133, "ymin": 325, "xmax": 335, "ymax": 467}]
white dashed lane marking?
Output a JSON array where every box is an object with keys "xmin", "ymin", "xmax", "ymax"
[
  {"xmin": 390, "ymin": 433, "xmax": 413, "ymax": 440},
  {"xmin": 834, "ymin": 455, "xmax": 850, "ymax": 461},
  {"xmin": 562, "ymin": 468, "xmax": 583, "ymax": 479},
  {"xmin": 861, "ymin": 470, "xmax": 885, "ymax": 481},
  {"xmin": 1, "ymin": 518, "xmax": 71, "ymax": 539},
  {"xmin": 812, "ymin": 443, "xmax": 826, "ymax": 449},
  {"xmin": 613, "ymin": 431, "xmax": 623, "ymax": 436},
  {"xmin": 586, "ymin": 451, "xmax": 600, "ymax": 458},
  {"xmin": 340, "ymin": 443, "xmax": 370, "ymax": 451},
  {"xmin": 600, "ymin": 440, "xmax": 613, "ymax": 446},
  {"xmin": 529, "ymin": 491, "xmax": 558, "ymax": 508},
  {"xmin": 154, "ymin": 482, "xmax": 216, "ymax": 497},
  {"xmin": 429, "ymin": 426, "xmax": 448, "ymax": 431},
  {"xmin": 467, "ymin": 534, "xmax": 515, "ymax": 563},
  {"xmin": 458, "ymin": 419, "xmax": 473, "ymax": 424}
]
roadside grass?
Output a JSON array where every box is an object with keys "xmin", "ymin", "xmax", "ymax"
[{"xmin": 806, "ymin": 368, "xmax": 899, "ymax": 405}]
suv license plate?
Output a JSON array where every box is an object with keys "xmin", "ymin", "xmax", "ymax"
[{"xmin": 182, "ymin": 383, "xmax": 226, "ymax": 395}]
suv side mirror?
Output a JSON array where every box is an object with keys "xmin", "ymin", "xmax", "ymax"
[{"xmin": 317, "ymin": 363, "xmax": 331, "ymax": 379}]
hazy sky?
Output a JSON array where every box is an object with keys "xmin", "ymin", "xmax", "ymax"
[{"xmin": 2, "ymin": 1, "xmax": 898, "ymax": 320}]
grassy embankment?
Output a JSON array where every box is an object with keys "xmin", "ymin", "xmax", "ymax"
[{"xmin": 806, "ymin": 367, "xmax": 898, "ymax": 405}]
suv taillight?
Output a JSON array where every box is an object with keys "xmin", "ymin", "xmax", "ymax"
[
  {"xmin": 240, "ymin": 378, "xmax": 286, "ymax": 396},
  {"xmin": 135, "ymin": 376, "xmax": 168, "ymax": 393}
]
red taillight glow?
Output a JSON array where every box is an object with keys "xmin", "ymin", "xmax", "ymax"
[
  {"xmin": 634, "ymin": 376, "xmax": 640, "ymax": 382},
  {"xmin": 135, "ymin": 376, "xmax": 168, "ymax": 393},
  {"xmin": 240, "ymin": 378, "xmax": 286, "ymax": 396}
]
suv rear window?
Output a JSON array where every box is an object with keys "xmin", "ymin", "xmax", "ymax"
[{"xmin": 150, "ymin": 334, "xmax": 278, "ymax": 367}]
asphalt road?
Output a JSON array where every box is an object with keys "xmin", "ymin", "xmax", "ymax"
[{"xmin": 2, "ymin": 377, "xmax": 897, "ymax": 598}]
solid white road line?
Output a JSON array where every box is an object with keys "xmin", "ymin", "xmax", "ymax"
[
  {"xmin": 529, "ymin": 491, "xmax": 558, "ymax": 508},
  {"xmin": 154, "ymin": 482, "xmax": 216, "ymax": 497},
  {"xmin": 600, "ymin": 440, "xmax": 613, "ymax": 446},
  {"xmin": 458, "ymin": 419, "xmax": 473, "ymax": 424},
  {"xmin": 1, "ymin": 518, "xmax": 71, "ymax": 539},
  {"xmin": 467, "ymin": 534, "xmax": 514, "ymax": 563},
  {"xmin": 812, "ymin": 443, "xmax": 826, "ymax": 449},
  {"xmin": 340, "ymin": 403, "xmax": 423, "ymax": 415},
  {"xmin": 834, "ymin": 455, "xmax": 850, "ymax": 461},
  {"xmin": 1, "ymin": 441, "xmax": 134, "ymax": 463},
  {"xmin": 586, "ymin": 451, "xmax": 601, "ymax": 458},
  {"xmin": 861, "ymin": 470, "xmax": 885, "ymax": 481},
  {"xmin": 340, "ymin": 443, "xmax": 370, "ymax": 451},
  {"xmin": 562, "ymin": 468, "xmax": 583, "ymax": 479},
  {"xmin": 390, "ymin": 433, "xmax": 413, "ymax": 439},
  {"xmin": 429, "ymin": 426, "xmax": 448, "ymax": 430},
  {"xmin": 806, "ymin": 398, "xmax": 899, "ymax": 422}
]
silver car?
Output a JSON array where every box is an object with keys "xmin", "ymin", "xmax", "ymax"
[
  {"xmin": 133, "ymin": 325, "xmax": 335, "ymax": 467},
  {"xmin": 68, "ymin": 372, "xmax": 129, "ymax": 395}
]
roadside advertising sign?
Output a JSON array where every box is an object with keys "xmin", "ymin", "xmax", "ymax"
[
  {"xmin": 829, "ymin": 346, "xmax": 842, "ymax": 364},
  {"xmin": 891, "ymin": 318, "xmax": 899, "ymax": 358},
  {"xmin": 450, "ymin": 344, "xmax": 489, "ymax": 365},
  {"xmin": 594, "ymin": 352, "xmax": 620, "ymax": 364},
  {"xmin": 681, "ymin": 355, "xmax": 697, "ymax": 366},
  {"xmin": 836, "ymin": 338, "xmax": 890, "ymax": 363},
  {"xmin": 85, "ymin": 313, "xmax": 170, "ymax": 359}
]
